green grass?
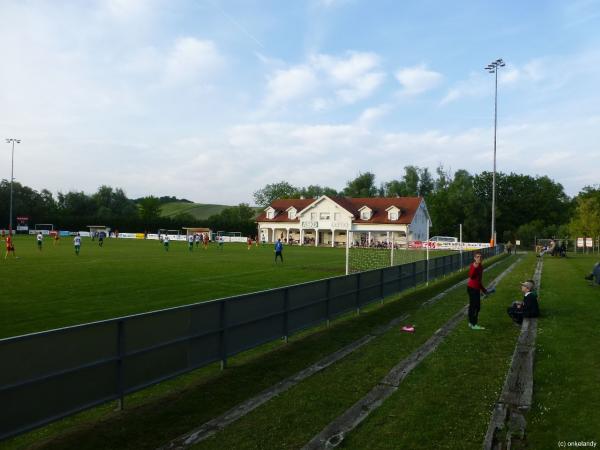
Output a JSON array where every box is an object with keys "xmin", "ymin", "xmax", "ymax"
[
  {"xmin": 1, "ymin": 235, "xmax": 345, "ymax": 339},
  {"xmin": 158, "ymin": 201, "xmax": 261, "ymax": 220},
  {"xmin": 3, "ymin": 250, "xmax": 597, "ymax": 450},
  {"xmin": 191, "ymin": 254, "xmax": 519, "ymax": 450},
  {"xmin": 520, "ymin": 254, "xmax": 600, "ymax": 448},
  {"xmin": 0, "ymin": 247, "xmax": 507, "ymax": 450}
]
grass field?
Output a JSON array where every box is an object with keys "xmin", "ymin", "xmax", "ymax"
[
  {"xmin": 0, "ymin": 235, "xmax": 347, "ymax": 339},
  {"xmin": 4, "ymin": 244, "xmax": 596, "ymax": 450},
  {"xmin": 1, "ymin": 235, "xmax": 439, "ymax": 339},
  {"xmin": 1, "ymin": 250, "xmax": 508, "ymax": 450}
]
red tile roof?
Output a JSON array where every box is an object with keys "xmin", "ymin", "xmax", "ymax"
[{"xmin": 256, "ymin": 196, "xmax": 423, "ymax": 224}]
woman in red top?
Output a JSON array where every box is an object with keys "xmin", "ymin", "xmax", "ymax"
[{"xmin": 467, "ymin": 252, "xmax": 488, "ymax": 330}]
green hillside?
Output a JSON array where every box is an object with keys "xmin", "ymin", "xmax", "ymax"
[
  {"xmin": 159, "ymin": 202, "xmax": 230, "ymax": 220},
  {"xmin": 159, "ymin": 202, "xmax": 262, "ymax": 220}
]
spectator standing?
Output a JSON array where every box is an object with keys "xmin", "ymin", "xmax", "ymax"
[{"xmin": 467, "ymin": 252, "xmax": 488, "ymax": 330}]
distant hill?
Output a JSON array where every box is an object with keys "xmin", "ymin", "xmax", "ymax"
[
  {"xmin": 159, "ymin": 202, "xmax": 262, "ymax": 221},
  {"xmin": 159, "ymin": 202, "xmax": 229, "ymax": 220}
]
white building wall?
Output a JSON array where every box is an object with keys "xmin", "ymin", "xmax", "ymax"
[
  {"xmin": 408, "ymin": 200, "xmax": 430, "ymax": 241},
  {"xmin": 297, "ymin": 198, "xmax": 353, "ymax": 230}
]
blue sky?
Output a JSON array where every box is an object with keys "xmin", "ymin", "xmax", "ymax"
[{"xmin": 1, "ymin": 0, "xmax": 599, "ymax": 204}]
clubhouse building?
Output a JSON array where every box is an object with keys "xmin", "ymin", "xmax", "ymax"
[{"xmin": 256, "ymin": 196, "xmax": 431, "ymax": 247}]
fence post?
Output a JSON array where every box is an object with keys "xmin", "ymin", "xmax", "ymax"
[
  {"xmin": 398, "ymin": 263, "xmax": 402, "ymax": 293},
  {"xmin": 219, "ymin": 301, "xmax": 228, "ymax": 370},
  {"xmin": 283, "ymin": 288, "xmax": 289, "ymax": 343},
  {"xmin": 356, "ymin": 273, "xmax": 361, "ymax": 314},
  {"xmin": 326, "ymin": 278, "xmax": 331, "ymax": 327},
  {"xmin": 412, "ymin": 262, "xmax": 417, "ymax": 289},
  {"xmin": 380, "ymin": 269, "xmax": 384, "ymax": 304},
  {"xmin": 116, "ymin": 320, "xmax": 125, "ymax": 410}
]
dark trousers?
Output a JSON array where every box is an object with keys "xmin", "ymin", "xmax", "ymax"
[
  {"xmin": 507, "ymin": 306, "xmax": 524, "ymax": 324},
  {"xmin": 275, "ymin": 251, "xmax": 283, "ymax": 262},
  {"xmin": 467, "ymin": 287, "xmax": 481, "ymax": 325}
]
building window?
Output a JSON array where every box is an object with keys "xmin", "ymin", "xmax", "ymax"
[
  {"xmin": 288, "ymin": 210, "xmax": 296, "ymax": 219},
  {"xmin": 319, "ymin": 212, "xmax": 330, "ymax": 220},
  {"xmin": 389, "ymin": 212, "xmax": 398, "ymax": 221},
  {"xmin": 311, "ymin": 212, "xmax": 317, "ymax": 220},
  {"xmin": 267, "ymin": 210, "xmax": 274, "ymax": 219},
  {"xmin": 361, "ymin": 210, "xmax": 370, "ymax": 220}
]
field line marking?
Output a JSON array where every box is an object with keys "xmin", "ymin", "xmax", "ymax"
[
  {"xmin": 302, "ymin": 256, "xmax": 522, "ymax": 450},
  {"xmin": 483, "ymin": 256, "xmax": 542, "ymax": 449},
  {"xmin": 158, "ymin": 256, "xmax": 509, "ymax": 449}
]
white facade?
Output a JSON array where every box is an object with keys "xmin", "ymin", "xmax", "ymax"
[{"xmin": 257, "ymin": 196, "xmax": 431, "ymax": 247}]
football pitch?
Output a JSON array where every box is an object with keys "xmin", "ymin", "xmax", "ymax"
[
  {"xmin": 1, "ymin": 236, "xmax": 447, "ymax": 340},
  {"xmin": 1, "ymin": 236, "xmax": 346, "ymax": 339}
]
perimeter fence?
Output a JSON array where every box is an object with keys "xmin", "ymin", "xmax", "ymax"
[{"xmin": 0, "ymin": 246, "xmax": 501, "ymax": 440}]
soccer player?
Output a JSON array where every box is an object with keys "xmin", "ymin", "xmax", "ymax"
[
  {"xmin": 163, "ymin": 234, "xmax": 170, "ymax": 252},
  {"xmin": 247, "ymin": 236, "xmax": 252, "ymax": 250},
  {"xmin": 37, "ymin": 232, "xmax": 43, "ymax": 251},
  {"xmin": 274, "ymin": 238, "xmax": 283, "ymax": 263},
  {"xmin": 188, "ymin": 234, "xmax": 194, "ymax": 251},
  {"xmin": 218, "ymin": 235, "xmax": 224, "ymax": 249},
  {"xmin": 53, "ymin": 231, "xmax": 60, "ymax": 246},
  {"xmin": 73, "ymin": 233, "xmax": 82, "ymax": 256},
  {"xmin": 4, "ymin": 233, "xmax": 16, "ymax": 259},
  {"xmin": 98, "ymin": 231, "xmax": 105, "ymax": 247},
  {"xmin": 195, "ymin": 233, "xmax": 201, "ymax": 248},
  {"xmin": 467, "ymin": 252, "xmax": 488, "ymax": 330},
  {"xmin": 203, "ymin": 233, "xmax": 209, "ymax": 249}
]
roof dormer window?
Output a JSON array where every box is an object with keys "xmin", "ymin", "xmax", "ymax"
[
  {"xmin": 358, "ymin": 206, "xmax": 372, "ymax": 220},
  {"xmin": 265, "ymin": 207, "xmax": 276, "ymax": 220},
  {"xmin": 385, "ymin": 206, "xmax": 401, "ymax": 221},
  {"xmin": 288, "ymin": 208, "xmax": 296, "ymax": 219}
]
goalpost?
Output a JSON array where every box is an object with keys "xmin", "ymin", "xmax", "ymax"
[{"xmin": 345, "ymin": 230, "xmax": 433, "ymax": 275}]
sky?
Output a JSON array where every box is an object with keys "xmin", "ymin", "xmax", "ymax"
[{"xmin": 1, "ymin": 0, "xmax": 599, "ymax": 205}]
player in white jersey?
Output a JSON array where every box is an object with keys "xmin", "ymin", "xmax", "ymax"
[
  {"xmin": 37, "ymin": 232, "xmax": 43, "ymax": 251},
  {"xmin": 74, "ymin": 233, "xmax": 82, "ymax": 255},
  {"xmin": 188, "ymin": 234, "xmax": 194, "ymax": 251}
]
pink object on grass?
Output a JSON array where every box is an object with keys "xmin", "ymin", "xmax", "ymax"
[{"xmin": 401, "ymin": 325, "xmax": 415, "ymax": 333}]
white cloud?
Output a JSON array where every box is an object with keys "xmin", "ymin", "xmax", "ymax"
[
  {"xmin": 264, "ymin": 65, "xmax": 319, "ymax": 107},
  {"xmin": 262, "ymin": 51, "xmax": 385, "ymax": 110},
  {"xmin": 440, "ymin": 72, "xmax": 488, "ymax": 105},
  {"xmin": 104, "ymin": 0, "xmax": 149, "ymax": 20},
  {"xmin": 395, "ymin": 64, "xmax": 443, "ymax": 95},
  {"xmin": 357, "ymin": 105, "xmax": 391, "ymax": 125},
  {"xmin": 163, "ymin": 38, "xmax": 224, "ymax": 86}
]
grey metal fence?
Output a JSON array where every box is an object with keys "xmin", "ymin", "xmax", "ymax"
[{"xmin": 0, "ymin": 246, "xmax": 500, "ymax": 441}]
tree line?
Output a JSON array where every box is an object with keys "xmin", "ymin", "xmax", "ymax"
[
  {"xmin": 253, "ymin": 166, "xmax": 600, "ymax": 246},
  {"xmin": 2, "ymin": 167, "xmax": 598, "ymax": 246},
  {"xmin": 0, "ymin": 181, "xmax": 258, "ymax": 237}
]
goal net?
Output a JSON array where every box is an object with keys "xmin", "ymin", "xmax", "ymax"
[{"xmin": 346, "ymin": 231, "xmax": 450, "ymax": 274}]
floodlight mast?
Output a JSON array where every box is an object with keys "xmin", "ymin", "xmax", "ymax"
[
  {"xmin": 5, "ymin": 138, "xmax": 21, "ymax": 233},
  {"xmin": 485, "ymin": 58, "xmax": 505, "ymax": 247}
]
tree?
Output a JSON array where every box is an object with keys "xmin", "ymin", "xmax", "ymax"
[
  {"xmin": 343, "ymin": 172, "xmax": 377, "ymax": 197},
  {"xmin": 298, "ymin": 185, "xmax": 339, "ymax": 199},
  {"xmin": 569, "ymin": 195, "xmax": 600, "ymax": 239},
  {"xmin": 253, "ymin": 182, "xmax": 299, "ymax": 207},
  {"xmin": 418, "ymin": 167, "xmax": 434, "ymax": 198},
  {"xmin": 138, "ymin": 196, "xmax": 162, "ymax": 224},
  {"xmin": 207, "ymin": 203, "xmax": 258, "ymax": 236}
]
